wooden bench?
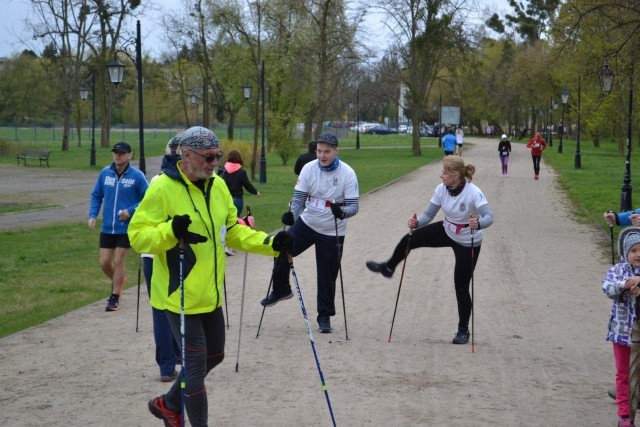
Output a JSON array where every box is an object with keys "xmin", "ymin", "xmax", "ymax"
[{"xmin": 16, "ymin": 150, "xmax": 51, "ymax": 167}]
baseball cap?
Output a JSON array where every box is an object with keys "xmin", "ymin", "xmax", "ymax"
[
  {"xmin": 111, "ymin": 142, "xmax": 131, "ymax": 153},
  {"xmin": 315, "ymin": 133, "xmax": 338, "ymax": 146},
  {"xmin": 501, "ymin": 134, "xmax": 507, "ymax": 139}
]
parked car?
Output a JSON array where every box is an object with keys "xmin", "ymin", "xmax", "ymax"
[
  {"xmin": 398, "ymin": 124, "xmax": 408, "ymax": 134},
  {"xmin": 366, "ymin": 125, "xmax": 398, "ymax": 135}
]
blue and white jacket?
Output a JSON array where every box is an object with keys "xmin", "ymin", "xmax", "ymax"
[{"xmin": 89, "ymin": 162, "xmax": 148, "ymax": 235}]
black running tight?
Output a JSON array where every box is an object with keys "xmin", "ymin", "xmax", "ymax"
[{"xmin": 386, "ymin": 221, "xmax": 481, "ymax": 330}]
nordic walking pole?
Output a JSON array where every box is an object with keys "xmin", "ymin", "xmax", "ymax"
[
  {"xmin": 135, "ymin": 255, "xmax": 141, "ymax": 332},
  {"xmin": 256, "ymin": 203, "xmax": 290, "ymax": 338},
  {"xmin": 332, "ymin": 199, "xmax": 348, "ymax": 340},
  {"xmin": 178, "ymin": 238, "xmax": 186, "ymax": 427},
  {"xmin": 388, "ymin": 214, "xmax": 416, "ymax": 343},
  {"xmin": 223, "ymin": 277, "xmax": 230, "ymax": 329},
  {"xmin": 288, "ymin": 252, "xmax": 337, "ymax": 426},
  {"xmin": 235, "ymin": 206, "xmax": 252, "ymax": 372},
  {"xmin": 256, "ymin": 261, "xmax": 276, "ymax": 338},
  {"xmin": 471, "ymin": 218, "xmax": 476, "ymax": 354}
]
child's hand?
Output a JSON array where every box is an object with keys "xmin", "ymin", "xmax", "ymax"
[{"xmin": 625, "ymin": 277, "xmax": 640, "ymax": 290}]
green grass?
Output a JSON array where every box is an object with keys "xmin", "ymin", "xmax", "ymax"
[
  {"xmin": 0, "ymin": 133, "xmax": 439, "ymax": 338},
  {"xmin": 0, "ymin": 222, "xmax": 141, "ymax": 337},
  {"xmin": 530, "ymin": 138, "xmax": 632, "ymax": 231},
  {"xmin": 0, "ymin": 203, "xmax": 57, "ymax": 215}
]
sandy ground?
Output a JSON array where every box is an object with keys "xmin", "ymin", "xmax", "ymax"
[{"xmin": 0, "ymin": 138, "xmax": 616, "ymax": 426}]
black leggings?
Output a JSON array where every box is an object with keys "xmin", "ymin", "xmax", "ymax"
[
  {"xmin": 531, "ymin": 155, "xmax": 541, "ymax": 175},
  {"xmin": 165, "ymin": 307, "xmax": 225, "ymax": 427},
  {"xmin": 385, "ymin": 221, "xmax": 481, "ymax": 330}
]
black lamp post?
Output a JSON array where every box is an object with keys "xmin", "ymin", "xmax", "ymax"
[
  {"xmin": 106, "ymin": 20, "xmax": 146, "ymax": 176},
  {"xmin": 356, "ymin": 88, "xmax": 360, "ymax": 149},
  {"xmin": 575, "ymin": 77, "xmax": 582, "ymax": 169},
  {"xmin": 558, "ymin": 88, "xmax": 569, "ymax": 154},
  {"xmin": 80, "ymin": 73, "xmax": 96, "ymax": 166},
  {"xmin": 600, "ymin": 63, "xmax": 632, "ymax": 211},
  {"xmin": 438, "ymin": 93, "xmax": 442, "ymax": 147},
  {"xmin": 259, "ymin": 59, "xmax": 266, "ymax": 184},
  {"xmin": 549, "ymin": 99, "xmax": 558, "ymax": 147}
]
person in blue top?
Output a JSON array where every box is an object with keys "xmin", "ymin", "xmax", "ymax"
[
  {"xmin": 88, "ymin": 142, "xmax": 148, "ymax": 312},
  {"xmin": 442, "ymin": 128, "xmax": 457, "ymax": 156}
]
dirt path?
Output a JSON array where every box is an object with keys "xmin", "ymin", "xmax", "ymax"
[{"xmin": 0, "ymin": 138, "xmax": 614, "ymax": 426}]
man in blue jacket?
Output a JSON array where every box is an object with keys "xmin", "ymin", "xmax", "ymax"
[
  {"xmin": 442, "ymin": 128, "xmax": 457, "ymax": 156},
  {"xmin": 88, "ymin": 142, "xmax": 148, "ymax": 311}
]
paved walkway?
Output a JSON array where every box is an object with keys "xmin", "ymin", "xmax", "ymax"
[{"xmin": 0, "ymin": 138, "xmax": 615, "ymax": 426}]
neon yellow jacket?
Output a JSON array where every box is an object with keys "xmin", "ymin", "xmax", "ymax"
[{"xmin": 129, "ymin": 157, "xmax": 277, "ymax": 314}]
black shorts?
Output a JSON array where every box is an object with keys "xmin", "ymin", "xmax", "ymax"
[{"xmin": 99, "ymin": 233, "xmax": 131, "ymax": 249}]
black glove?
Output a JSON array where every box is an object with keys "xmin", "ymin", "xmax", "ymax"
[
  {"xmin": 184, "ymin": 231, "xmax": 208, "ymax": 244},
  {"xmin": 272, "ymin": 230, "xmax": 294, "ymax": 252},
  {"xmin": 330, "ymin": 203, "xmax": 345, "ymax": 220},
  {"xmin": 281, "ymin": 211, "xmax": 295, "ymax": 226},
  {"xmin": 172, "ymin": 215, "xmax": 191, "ymax": 239}
]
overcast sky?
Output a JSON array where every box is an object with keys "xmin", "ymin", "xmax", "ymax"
[{"xmin": 0, "ymin": 0, "xmax": 512, "ymax": 59}]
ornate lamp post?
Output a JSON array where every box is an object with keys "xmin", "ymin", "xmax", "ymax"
[
  {"xmin": 106, "ymin": 20, "xmax": 146, "ymax": 175},
  {"xmin": 558, "ymin": 88, "xmax": 569, "ymax": 154},
  {"xmin": 600, "ymin": 63, "xmax": 632, "ymax": 211},
  {"xmin": 575, "ymin": 77, "xmax": 582, "ymax": 169},
  {"xmin": 259, "ymin": 60, "xmax": 266, "ymax": 184},
  {"xmin": 242, "ymin": 83, "xmax": 252, "ymax": 101},
  {"xmin": 356, "ymin": 88, "xmax": 360, "ymax": 149},
  {"xmin": 549, "ymin": 99, "xmax": 558, "ymax": 147},
  {"xmin": 80, "ymin": 73, "xmax": 96, "ymax": 166}
]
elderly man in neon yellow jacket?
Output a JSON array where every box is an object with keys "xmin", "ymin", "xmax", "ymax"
[{"xmin": 129, "ymin": 126, "xmax": 292, "ymax": 427}]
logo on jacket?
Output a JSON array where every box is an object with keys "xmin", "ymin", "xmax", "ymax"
[{"xmin": 459, "ymin": 202, "xmax": 467, "ymax": 212}]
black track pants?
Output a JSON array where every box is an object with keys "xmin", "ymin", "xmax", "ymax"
[
  {"xmin": 385, "ymin": 221, "xmax": 481, "ymax": 330},
  {"xmin": 165, "ymin": 307, "xmax": 225, "ymax": 427}
]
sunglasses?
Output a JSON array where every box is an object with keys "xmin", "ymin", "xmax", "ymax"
[{"xmin": 187, "ymin": 148, "xmax": 223, "ymax": 163}]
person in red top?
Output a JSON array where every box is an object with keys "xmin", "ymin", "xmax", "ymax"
[{"xmin": 526, "ymin": 132, "xmax": 548, "ymax": 180}]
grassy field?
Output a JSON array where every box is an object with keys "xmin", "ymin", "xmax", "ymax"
[
  {"xmin": 0, "ymin": 132, "xmax": 440, "ymax": 338},
  {"xmin": 0, "ymin": 131, "xmax": 637, "ymax": 338}
]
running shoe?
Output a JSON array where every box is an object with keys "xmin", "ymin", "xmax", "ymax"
[
  {"xmin": 318, "ymin": 318, "xmax": 332, "ymax": 333},
  {"xmin": 105, "ymin": 295, "xmax": 119, "ymax": 312},
  {"xmin": 452, "ymin": 329, "xmax": 470, "ymax": 344},
  {"xmin": 148, "ymin": 396, "xmax": 182, "ymax": 427},
  {"xmin": 365, "ymin": 261, "xmax": 394, "ymax": 278},
  {"xmin": 260, "ymin": 290, "xmax": 294, "ymax": 307}
]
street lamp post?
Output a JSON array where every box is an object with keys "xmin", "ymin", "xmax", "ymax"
[
  {"xmin": 575, "ymin": 77, "xmax": 582, "ymax": 169},
  {"xmin": 438, "ymin": 94, "xmax": 442, "ymax": 148},
  {"xmin": 356, "ymin": 88, "xmax": 360, "ymax": 149},
  {"xmin": 80, "ymin": 72, "xmax": 96, "ymax": 166},
  {"xmin": 106, "ymin": 20, "xmax": 146, "ymax": 176},
  {"xmin": 259, "ymin": 59, "xmax": 266, "ymax": 184},
  {"xmin": 622, "ymin": 67, "xmax": 634, "ymax": 211},
  {"xmin": 348, "ymin": 100, "xmax": 353, "ymax": 138},
  {"xmin": 549, "ymin": 99, "xmax": 558, "ymax": 147},
  {"xmin": 190, "ymin": 90, "xmax": 198, "ymax": 124},
  {"xmin": 558, "ymin": 88, "xmax": 569, "ymax": 154}
]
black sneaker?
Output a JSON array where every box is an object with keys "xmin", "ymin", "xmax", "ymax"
[
  {"xmin": 318, "ymin": 318, "xmax": 332, "ymax": 333},
  {"xmin": 260, "ymin": 290, "xmax": 294, "ymax": 307},
  {"xmin": 105, "ymin": 295, "xmax": 119, "ymax": 312},
  {"xmin": 365, "ymin": 261, "xmax": 394, "ymax": 278},
  {"xmin": 452, "ymin": 329, "xmax": 470, "ymax": 344}
]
